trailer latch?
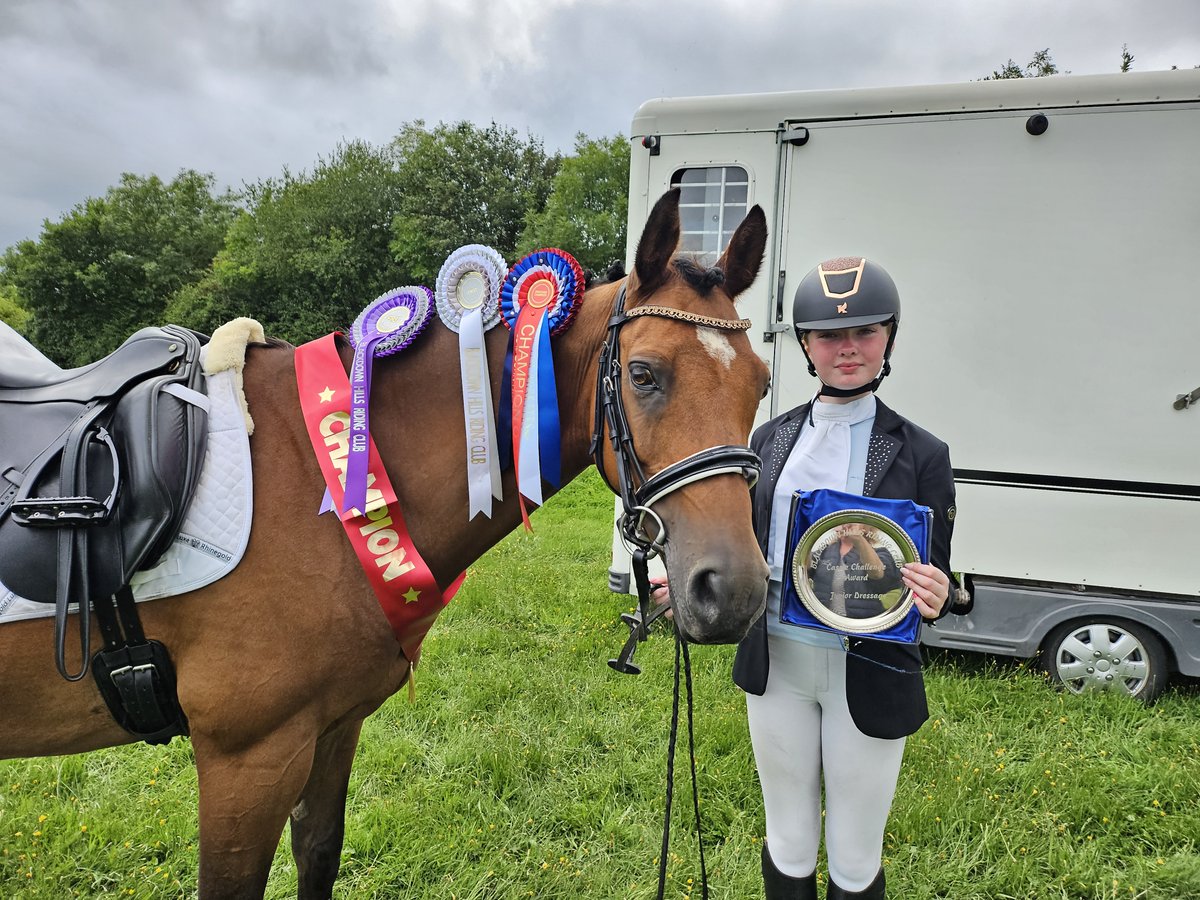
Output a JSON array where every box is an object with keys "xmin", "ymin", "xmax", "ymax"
[
  {"xmin": 782, "ymin": 127, "xmax": 810, "ymax": 146},
  {"xmin": 1174, "ymin": 386, "xmax": 1200, "ymax": 410},
  {"xmin": 763, "ymin": 322, "xmax": 791, "ymax": 343}
]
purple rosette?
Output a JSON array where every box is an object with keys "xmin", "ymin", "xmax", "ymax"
[
  {"xmin": 340, "ymin": 286, "xmax": 434, "ymax": 515},
  {"xmin": 350, "ymin": 285, "xmax": 435, "ymax": 357}
]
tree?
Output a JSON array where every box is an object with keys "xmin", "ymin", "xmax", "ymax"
[
  {"xmin": 1120, "ymin": 44, "xmax": 1135, "ymax": 73},
  {"xmin": 169, "ymin": 126, "xmax": 557, "ymax": 343},
  {"xmin": 517, "ymin": 133, "xmax": 630, "ymax": 275},
  {"xmin": 0, "ymin": 281, "xmax": 29, "ymax": 332},
  {"xmin": 166, "ymin": 141, "xmax": 409, "ymax": 343},
  {"xmin": 389, "ymin": 121, "xmax": 559, "ymax": 283},
  {"xmin": 3, "ymin": 171, "xmax": 238, "ymax": 365},
  {"xmin": 983, "ymin": 48, "xmax": 1067, "ymax": 80}
]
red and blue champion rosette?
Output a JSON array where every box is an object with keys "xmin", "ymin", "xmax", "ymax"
[
  {"xmin": 436, "ymin": 245, "xmax": 507, "ymax": 520},
  {"xmin": 498, "ymin": 248, "xmax": 584, "ymax": 529},
  {"xmin": 338, "ymin": 285, "xmax": 434, "ymax": 515},
  {"xmin": 499, "ymin": 248, "xmax": 584, "ymax": 335}
]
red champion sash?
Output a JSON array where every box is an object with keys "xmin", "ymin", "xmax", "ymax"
[{"xmin": 295, "ymin": 333, "xmax": 463, "ymax": 662}]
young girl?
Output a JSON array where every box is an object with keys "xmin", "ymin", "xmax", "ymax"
[{"xmin": 732, "ymin": 257, "xmax": 956, "ymax": 899}]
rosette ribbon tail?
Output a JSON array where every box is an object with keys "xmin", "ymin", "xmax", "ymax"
[
  {"xmin": 517, "ymin": 315, "xmax": 547, "ymax": 511},
  {"xmin": 535, "ymin": 312, "xmax": 561, "ymax": 488},
  {"xmin": 498, "ymin": 322, "xmax": 531, "ymax": 528},
  {"xmin": 508, "ymin": 303, "xmax": 551, "ymax": 531},
  {"xmin": 343, "ymin": 338, "xmax": 379, "ymax": 516},
  {"xmin": 459, "ymin": 307, "xmax": 502, "ymax": 519}
]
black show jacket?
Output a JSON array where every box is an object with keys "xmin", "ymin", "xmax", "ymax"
[{"xmin": 732, "ymin": 397, "xmax": 957, "ymax": 740}]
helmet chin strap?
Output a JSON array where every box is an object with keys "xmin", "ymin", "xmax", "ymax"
[{"xmin": 815, "ymin": 362, "xmax": 889, "ymax": 398}]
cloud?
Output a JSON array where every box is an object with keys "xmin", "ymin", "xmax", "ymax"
[{"xmin": 2, "ymin": 0, "xmax": 1198, "ymax": 250}]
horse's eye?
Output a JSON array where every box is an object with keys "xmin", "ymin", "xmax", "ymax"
[{"xmin": 628, "ymin": 363, "xmax": 659, "ymax": 391}]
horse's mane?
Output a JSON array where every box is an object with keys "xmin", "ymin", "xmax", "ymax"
[{"xmin": 584, "ymin": 262, "xmax": 628, "ymax": 288}]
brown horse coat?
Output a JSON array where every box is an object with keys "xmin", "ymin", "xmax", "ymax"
[{"xmin": 0, "ymin": 189, "xmax": 771, "ymax": 898}]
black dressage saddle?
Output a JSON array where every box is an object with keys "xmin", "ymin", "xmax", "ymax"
[{"xmin": 0, "ymin": 321, "xmax": 208, "ymax": 742}]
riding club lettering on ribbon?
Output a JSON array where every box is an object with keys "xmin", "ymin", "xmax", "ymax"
[
  {"xmin": 294, "ymin": 293, "xmax": 462, "ymax": 662},
  {"xmin": 499, "ymin": 248, "xmax": 583, "ymax": 529}
]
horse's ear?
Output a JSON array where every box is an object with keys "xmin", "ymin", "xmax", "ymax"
[
  {"xmin": 716, "ymin": 205, "xmax": 768, "ymax": 300},
  {"xmin": 633, "ymin": 188, "xmax": 682, "ymax": 298}
]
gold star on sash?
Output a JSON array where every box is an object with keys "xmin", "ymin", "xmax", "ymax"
[
  {"xmin": 403, "ymin": 587, "xmax": 421, "ymax": 604},
  {"xmin": 836, "ymin": 303, "xmax": 848, "ymax": 314},
  {"xmin": 318, "ymin": 386, "xmax": 335, "ymax": 402}
]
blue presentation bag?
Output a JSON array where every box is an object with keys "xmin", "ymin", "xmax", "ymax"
[{"xmin": 779, "ymin": 488, "xmax": 932, "ymax": 644}]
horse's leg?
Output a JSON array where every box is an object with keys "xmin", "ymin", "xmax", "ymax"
[
  {"xmin": 291, "ymin": 717, "xmax": 366, "ymax": 900},
  {"xmin": 192, "ymin": 720, "xmax": 320, "ymax": 900}
]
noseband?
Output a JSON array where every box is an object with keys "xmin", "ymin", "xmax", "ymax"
[{"xmin": 589, "ymin": 281, "xmax": 762, "ymax": 651}]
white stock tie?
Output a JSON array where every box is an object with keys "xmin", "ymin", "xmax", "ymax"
[
  {"xmin": 792, "ymin": 410, "xmax": 852, "ymax": 492},
  {"xmin": 767, "ymin": 395, "xmax": 875, "ymax": 578}
]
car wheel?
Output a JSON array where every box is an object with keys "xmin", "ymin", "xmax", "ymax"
[{"xmin": 1039, "ymin": 619, "xmax": 1168, "ymax": 703}]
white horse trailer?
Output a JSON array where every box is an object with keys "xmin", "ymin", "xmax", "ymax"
[{"xmin": 609, "ymin": 69, "xmax": 1200, "ymax": 701}]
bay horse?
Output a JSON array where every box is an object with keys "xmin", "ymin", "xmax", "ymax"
[{"xmin": 0, "ymin": 188, "xmax": 771, "ymax": 898}]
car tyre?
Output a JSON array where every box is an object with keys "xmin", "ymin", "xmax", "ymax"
[{"xmin": 1039, "ymin": 619, "xmax": 1167, "ymax": 703}]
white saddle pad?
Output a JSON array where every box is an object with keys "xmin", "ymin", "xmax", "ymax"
[{"xmin": 0, "ymin": 366, "xmax": 254, "ymax": 624}]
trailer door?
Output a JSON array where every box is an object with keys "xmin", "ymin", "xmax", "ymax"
[{"xmin": 773, "ymin": 103, "xmax": 1200, "ymax": 598}]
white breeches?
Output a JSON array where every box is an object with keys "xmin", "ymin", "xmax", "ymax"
[{"xmin": 745, "ymin": 634, "xmax": 906, "ymax": 891}]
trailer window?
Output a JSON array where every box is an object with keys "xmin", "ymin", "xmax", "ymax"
[{"xmin": 671, "ymin": 166, "xmax": 749, "ymax": 259}]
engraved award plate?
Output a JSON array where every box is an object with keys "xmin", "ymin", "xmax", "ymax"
[{"xmin": 781, "ymin": 489, "xmax": 932, "ymax": 643}]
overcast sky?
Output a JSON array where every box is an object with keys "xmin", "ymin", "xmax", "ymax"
[{"xmin": 3, "ymin": 0, "xmax": 1198, "ymax": 252}]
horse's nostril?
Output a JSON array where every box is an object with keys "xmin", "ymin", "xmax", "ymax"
[
  {"xmin": 686, "ymin": 565, "xmax": 736, "ymax": 612},
  {"xmin": 682, "ymin": 561, "xmax": 768, "ymax": 643},
  {"xmin": 687, "ymin": 563, "xmax": 761, "ymax": 604},
  {"xmin": 688, "ymin": 565, "xmax": 718, "ymax": 599}
]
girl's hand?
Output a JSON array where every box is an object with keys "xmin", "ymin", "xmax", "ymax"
[
  {"xmin": 901, "ymin": 563, "xmax": 949, "ymax": 619},
  {"xmin": 650, "ymin": 579, "xmax": 673, "ymax": 619}
]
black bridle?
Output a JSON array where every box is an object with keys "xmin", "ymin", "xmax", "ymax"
[
  {"xmin": 590, "ymin": 282, "xmax": 762, "ymax": 647},
  {"xmin": 589, "ymin": 281, "xmax": 762, "ymax": 900}
]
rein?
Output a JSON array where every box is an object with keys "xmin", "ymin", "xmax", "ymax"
[{"xmin": 589, "ymin": 281, "xmax": 761, "ymax": 899}]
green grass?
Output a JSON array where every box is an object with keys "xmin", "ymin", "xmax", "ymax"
[{"xmin": 2, "ymin": 471, "xmax": 1198, "ymax": 898}]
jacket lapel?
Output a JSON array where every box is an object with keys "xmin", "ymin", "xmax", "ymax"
[
  {"xmin": 864, "ymin": 398, "xmax": 904, "ymax": 497},
  {"xmin": 754, "ymin": 404, "xmax": 809, "ymax": 547},
  {"xmin": 761, "ymin": 405, "xmax": 808, "ymax": 492}
]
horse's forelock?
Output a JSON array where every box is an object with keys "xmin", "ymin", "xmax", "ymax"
[{"xmin": 671, "ymin": 257, "xmax": 727, "ymax": 298}]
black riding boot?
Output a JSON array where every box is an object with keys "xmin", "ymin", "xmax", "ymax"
[
  {"xmin": 827, "ymin": 867, "xmax": 885, "ymax": 900},
  {"xmin": 761, "ymin": 844, "xmax": 817, "ymax": 900}
]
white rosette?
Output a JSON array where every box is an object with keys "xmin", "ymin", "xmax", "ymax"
[{"xmin": 436, "ymin": 245, "xmax": 507, "ymax": 520}]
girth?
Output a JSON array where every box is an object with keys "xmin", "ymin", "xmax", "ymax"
[{"xmin": 0, "ymin": 323, "xmax": 208, "ymax": 741}]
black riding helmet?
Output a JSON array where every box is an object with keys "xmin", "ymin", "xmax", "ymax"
[{"xmin": 792, "ymin": 257, "xmax": 900, "ymax": 398}]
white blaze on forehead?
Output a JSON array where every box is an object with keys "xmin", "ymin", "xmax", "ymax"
[{"xmin": 696, "ymin": 327, "xmax": 736, "ymax": 369}]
